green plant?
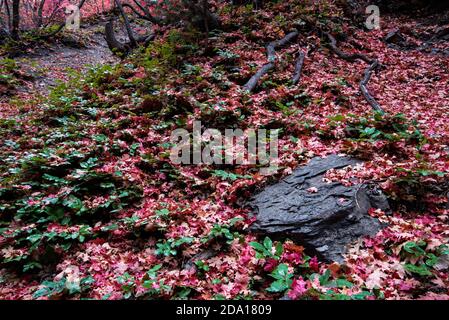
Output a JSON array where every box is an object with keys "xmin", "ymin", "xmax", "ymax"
[
  {"xmin": 211, "ymin": 170, "xmax": 251, "ymax": 181},
  {"xmin": 141, "ymin": 264, "xmax": 170, "ymax": 296},
  {"xmin": 116, "ymin": 273, "xmax": 136, "ymax": 299},
  {"xmin": 155, "ymin": 208, "xmax": 170, "ymax": 220},
  {"xmin": 33, "ymin": 275, "xmax": 94, "ymax": 299},
  {"xmin": 332, "ymin": 112, "xmax": 426, "ymax": 145},
  {"xmin": 249, "ymin": 237, "xmax": 283, "ymax": 260},
  {"xmin": 194, "ymin": 260, "xmax": 210, "ymax": 273},
  {"xmin": 266, "ymin": 264, "xmax": 293, "ymax": 293},
  {"xmin": 155, "ymin": 237, "xmax": 194, "ymax": 257},
  {"xmin": 202, "ymin": 217, "xmax": 243, "ymax": 244},
  {"xmin": 401, "ymin": 242, "xmax": 449, "ymax": 277},
  {"xmin": 217, "ymin": 49, "xmax": 240, "ymax": 60}
]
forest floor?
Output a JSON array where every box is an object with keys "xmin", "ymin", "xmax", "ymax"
[{"xmin": 0, "ymin": 1, "xmax": 449, "ymax": 300}]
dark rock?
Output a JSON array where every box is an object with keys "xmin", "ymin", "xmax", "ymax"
[
  {"xmin": 384, "ymin": 29, "xmax": 410, "ymax": 48},
  {"xmin": 434, "ymin": 254, "xmax": 449, "ymax": 271},
  {"xmin": 249, "ymin": 155, "xmax": 390, "ymax": 263},
  {"xmin": 183, "ymin": 249, "xmax": 217, "ymax": 270}
]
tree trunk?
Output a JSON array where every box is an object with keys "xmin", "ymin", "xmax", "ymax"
[
  {"xmin": 105, "ymin": 17, "xmax": 128, "ymax": 55},
  {"xmin": 114, "ymin": 0, "xmax": 137, "ymax": 47},
  {"xmin": 36, "ymin": 0, "xmax": 46, "ymax": 28},
  {"xmin": 4, "ymin": 0, "xmax": 11, "ymax": 32},
  {"xmin": 11, "ymin": 0, "xmax": 19, "ymax": 39}
]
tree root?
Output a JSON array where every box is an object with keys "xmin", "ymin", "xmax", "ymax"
[
  {"xmin": 122, "ymin": 1, "xmax": 162, "ymax": 25},
  {"xmin": 243, "ymin": 31, "xmax": 299, "ymax": 92},
  {"xmin": 324, "ymin": 32, "xmax": 385, "ymax": 114},
  {"xmin": 384, "ymin": 28, "xmax": 449, "ymax": 57},
  {"xmin": 243, "ymin": 62, "xmax": 275, "ymax": 92},
  {"xmin": 324, "ymin": 32, "xmax": 372, "ymax": 64},
  {"xmin": 292, "ymin": 50, "xmax": 305, "ymax": 85},
  {"xmin": 105, "ymin": 17, "xmax": 154, "ymax": 57},
  {"xmin": 105, "ymin": 18, "xmax": 132, "ymax": 56},
  {"xmin": 360, "ymin": 60, "xmax": 384, "ymax": 114}
]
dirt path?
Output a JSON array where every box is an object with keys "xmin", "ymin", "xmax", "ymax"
[{"xmin": 16, "ymin": 23, "xmax": 119, "ymax": 96}]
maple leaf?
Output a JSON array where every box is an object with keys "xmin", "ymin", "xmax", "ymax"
[{"xmin": 365, "ymin": 269, "xmax": 387, "ymax": 290}]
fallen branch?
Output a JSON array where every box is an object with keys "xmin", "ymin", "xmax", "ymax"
[
  {"xmin": 243, "ymin": 31, "xmax": 299, "ymax": 92},
  {"xmin": 114, "ymin": 0, "xmax": 137, "ymax": 47},
  {"xmin": 243, "ymin": 62, "xmax": 274, "ymax": 92},
  {"xmin": 384, "ymin": 28, "xmax": 449, "ymax": 57}
]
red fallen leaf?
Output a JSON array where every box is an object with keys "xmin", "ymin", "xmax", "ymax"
[
  {"xmin": 284, "ymin": 243, "xmax": 304, "ymax": 254},
  {"xmin": 263, "ymin": 258, "xmax": 278, "ymax": 272},
  {"xmin": 309, "ymin": 256, "xmax": 320, "ymax": 272},
  {"xmin": 288, "ymin": 277, "xmax": 308, "ymax": 300},
  {"xmin": 328, "ymin": 263, "xmax": 341, "ymax": 277}
]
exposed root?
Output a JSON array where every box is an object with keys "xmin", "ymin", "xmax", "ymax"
[
  {"xmin": 105, "ymin": 17, "xmax": 154, "ymax": 57},
  {"xmin": 384, "ymin": 28, "xmax": 449, "ymax": 57},
  {"xmin": 360, "ymin": 60, "xmax": 384, "ymax": 114},
  {"xmin": 292, "ymin": 50, "xmax": 306, "ymax": 85},
  {"xmin": 243, "ymin": 31, "xmax": 299, "ymax": 92},
  {"xmin": 324, "ymin": 32, "xmax": 384, "ymax": 114},
  {"xmin": 105, "ymin": 18, "xmax": 130, "ymax": 55},
  {"xmin": 324, "ymin": 32, "xmax": 373, "ymax": 63},
  {"xmin": 243, "ymin": 62, "xmax": 275, "ymax": 92}
]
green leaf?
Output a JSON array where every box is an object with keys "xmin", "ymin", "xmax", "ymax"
[
  {"xmin": 80, "ymin": 276, "xmax": 95, "ymax": 287},
  {"xmin": 155, "ymin": 208, "xmax": 170, "ymax": 218},
  {"xmin": 263, "ymin": 237, "xmax": 273, "ymax": 251},
  {"xmin": 266, "ymin": 279, "xmax": 289, "ymax": 293},
  {"xmin": 425, "ymin": 253, "xmax": 438, "ymax": 267},
  {"xmin": 329, "ymin": 114, "xmax": 345, "ymax": 122},
  {"xmin": 63, "ymin": 195, "xmax": 83, "ymax": 210},
  {"xmin": 26, "ymin": 233, "xmax": 42, "ymax": 243},
  {"xmin": 23, "ymin": 261, "xmax": 42, "ymax": 272},
  {"xmin": 403, "ymin": 241, "xmax": 426, "ymax": 257},
  {"xmin": 271, "ymin": 263, "xmax": 290, "ymax": 280},
  {"xmin": 319, "ymin": 269, "xmax": 331, "ymax": 285},
  {"xmin": 249, "ymin": 242, "xmax": 266, "ymax": 252},
  {"xmin": 149, "ymin": 264, "xmax": 162, "ymax": 273},
  {"xmin": 328, "ymin": 279, "xmax": 354, "ymax": 288},
  {"xmin": 275, "ymin": 242, "xmax": 283, "ymax": 257},
  {"xmin": 404, "ymin": 263, "xmax": 432, "ymax": 276},
  {"xmin": 93, "ymin": 134, "xmax": 108, "ymax": 143},
  {"xmin": 176, "ymin": 287, "xmax": 192, "ymax": 299},
  {"xmin": 351, "ymin": 291, "xmax": 373, "ymax": 300}
]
